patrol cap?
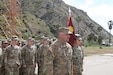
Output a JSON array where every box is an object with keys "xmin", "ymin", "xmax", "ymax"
[
  {"xmin": 40, "ymin": 35, "xmax": 49, "ymax": 40},
  {"xmin": 21, "ymin": 40, "xmax": 26, "ymax": 43},
  {"xmin": 75, "ymin": 34, "xmax": 82, "ymax": 41},
  {"xmin": 28, "ymin": 37, "xmax": 35, "ymax": 41},
  {"xmin": 58, "ymin": 27, "xmax": 72, "ymax": 34},
  {"xmin": 11, "ymin": 37, "xmax": 19, "ymax": 41},
  {"xmin": 44, "ymin": 37, "xmax": 49, "ymax": 40},
  {"xmin": 11, "ymin": 35, "xmax": 18, "ymax": 38},
  {"xmin": 75, "ymin": 34, "xmax": 81, "ymax": 37},
  {"xmin": 2, "ymin": 40, "xmax": 8, "ymax": 43},
  {"xmin": 10, "ymin": 35, "xmax": 19, "ymax": 41},
  {"xmin": 40, "ymin": 35, "xmax": 46, "ymax": 39},
  {"xmin": 79, "ymin": 38, "xmax": 82, "ymax": 41}
]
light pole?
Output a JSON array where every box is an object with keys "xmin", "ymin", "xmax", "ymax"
[{"xmin": 108, "ymin": 20, "xmax": 113, "ymax": 46}]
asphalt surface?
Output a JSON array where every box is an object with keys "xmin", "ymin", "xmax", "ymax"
[{"xmin": 83, "ymin": 54, "xmax": 113, "ymax": 75}]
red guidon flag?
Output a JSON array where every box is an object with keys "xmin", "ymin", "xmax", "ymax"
[{"xmin": 68, "ymin": 15, "xmax": 76, "ymax": 47}]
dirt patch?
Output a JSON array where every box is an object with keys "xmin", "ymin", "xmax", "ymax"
[{"xmin": 84, "ymin": 46, "xmax": 113, "ymax": 56}]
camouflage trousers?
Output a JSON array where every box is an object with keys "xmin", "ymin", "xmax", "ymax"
[
  {"xmin": 73, "ymin": 66, "xmax": 82, "ymax": 75},
  {"xmin": 5, "ymin": 66, "xmax": 19, "ymax": 75},
  {"xmin": 22, "ymin": 65, "xmax": 35, "ymax": 75},
  {"xmin": 0, "ymin": 66, "xmax": 5, "ymax": 75}
]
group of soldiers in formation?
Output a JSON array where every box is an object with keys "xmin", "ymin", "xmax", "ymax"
[{"xmin": 0, "ymin": 27, "xmax": 84, "ymax": 75}]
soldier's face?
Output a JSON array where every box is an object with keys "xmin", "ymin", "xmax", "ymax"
[
  {"xmin": 66, "ymin": 34, "xmax": 70, "ymax": 41},
  {"xmin": 74, "ymin": 39, "xmax": 81, "ymax": 46},
  {"xmin": 59, "ymin": 32, "xmax": 70, "ymax": 42},
  {"xmin": 44, "ymin": 40, "xmax": 49, "ymax": 45},
  {"xmin": 11, "ymin": 40, "xmax": 18, "ymax": 45},
  {"xmin": 40, "ymin": 39, "xmax": 44, "ymax": 44},
  {"xmin": 28, "ymin": 40, "xmax": 34, "ymax": 46},
  {"xmin": 2, "ymin": 43, "xmax": 9, "ymax": 48}
]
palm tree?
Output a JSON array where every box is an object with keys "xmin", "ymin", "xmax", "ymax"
[
  {"xmin": 76, "ymin": 16, "xmax": 81, "ymax": 34},
  {"xmin": 108, "ymin": 20, "xmax": 113, "ymax": 46},
  {"xmin": 97, "ymin": 26, "xmax": 103, "ymax": 46},
  {"xmin": 88, "ymin": 23, "xmax": 94, "ymax": 29},
  {"xmin": 97, "ymin": 26, "xmax": 102, "ymax": 32}
]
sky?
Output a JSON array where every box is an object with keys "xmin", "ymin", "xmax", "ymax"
[{"xmin": 63, "ymin": 0, "xmax": 113, "ymax": 34}]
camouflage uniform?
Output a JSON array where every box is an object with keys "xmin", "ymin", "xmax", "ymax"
[
  {"xmin": 72, "ymin": 46, "xmax": 84, "ymax": 75},
  {"xmin": 50, "ymin": 40, "xmax": 73, "ymax": 75},
  {"xmin": 35, "ymin": 36, "xmax": 52, "ymax": 75},
  {"xmin": 1, "ymin": 40, "xmax": 9, "ymax": 75},
  {"xmin": 0, "ymin": 47, "xmax": 3, "ymax": 74},
  {"xmin": 37, "ymin": 44, "xmax": 50, "ymax": 75},
  {"xmin": 4, "ymin": 45, "xmax": 21, "ymax": 75},
  {"xmin": 21, "ymin": 44, "xmax": 37, "ymax": 75}
]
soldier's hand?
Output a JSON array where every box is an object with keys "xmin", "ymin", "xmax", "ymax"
[
  {"xmin": 33, "ymin": 64, "xmax": 36, "ymax": 68},
  {"xmin": 5, "ymin": 67, "xmax": 10, "ymax": 71},
  {"xmin": 39, "ymin": 64, "xmax": 42, "ymax": 66},
  {"xmin": 23, "ymin": 65, "xmax": 27, "ymax": 68},
  {"xmin": 18, "ymin": 65, "xmax": 21, "ymax": 69}
]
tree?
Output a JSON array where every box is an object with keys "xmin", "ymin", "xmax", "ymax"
[
  {"xmin": 0, "ymin": 1, "xmax": 5, "ymax": 15},
  {"xmin": 97, "ymin": 26, "xmax": 102, "ymax": 32},
  {"xmin": 98, "ymin": 35, "xmax": 103, "ymax": 45},
  {"xmin": 97, "ymin": 26, "xmax": 103, "ymax": 46},
  {"xmin": 88, "ymin": 23, "xmax": 94, "ymax": 29},
  {"xmin": 49, "ymin": 24, "xmax": 61, "ymax": 37},
  {"xmin": 87, "ymin": 33, "xmax": 97, "ymax": 45},
  {"xmin": 87, "ymin": 33, "xmax": 97, "ymax": 42},
  {"xmin": 108, "ymin": 20, "xmax": 113, "ymax": 46}
]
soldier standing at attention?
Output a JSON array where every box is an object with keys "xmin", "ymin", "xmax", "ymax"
[
  {"xmin": 1, "ymin": 40, "xmax": 9, "ymax": 75},
  {"xmin": 36, "ymin": 36, "xmax": 47, "ymax": 49},
  {"xmin": 0, "ymin": 44, "xmax": 3, "ymax": 74},
  {"xmin": 21, "ymin": 37, "xmax": 37, "ymax": 75},
  {"xmin": 72, "ymin": 34, "xmax": 84, "ymax": 75},
  {"xmin": 1, "ymin": 40, "xmax": 9, "ymax": 50},
  {"xmin": 47, "ymin": 27, "xmax": 73, "ymax": 75},
  {"xmin": 36, "ymin": 37, "xmax": 50, "ymax": 75},
  {"xmin": 4, "ymin": 37, "xmax": 21, "ymax": 75}
]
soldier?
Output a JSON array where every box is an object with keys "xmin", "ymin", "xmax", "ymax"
[
  {"xmin": 21, "ymin": 40, "xmax": 26, "ymax": 47},
  {"xmin": 0, "ymin": 44, "xmax": 3, "ymax": 74},
  {"xmin": 36, "ymin": 36, "xmax": 47, "ymax": 48},
  {"xmin": 36, "ymin": 36, "xmax": 50, "ymax": 75},
  {"xmin": 1, "ymin": 40, "xmax": 9, "ymax": 75},
  {"xmin": 1, "ymin": 40, "xmax": 9, "ymax": 50},
  {"xmin": 46, "ymin": 27, "xmax": 73, "ymax": 75},
  {"xmin": 4, "ymin": 37, "xmax": 21, "ymax": 75},
  {"xmin": 21, "ymin": 37, "xmax": 37, "ymax": 75},
  {"xmin": 72, "ymin": 34, "xmax": 84, "ymax": 75},
  {"xmin": 7, "ymin": 39, "xmax": 11, "ymax": 46}
]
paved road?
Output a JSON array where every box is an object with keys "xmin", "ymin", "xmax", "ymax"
[{"xmin": 83, "ymin": 54, "xmax": 113, "ymax": 75}]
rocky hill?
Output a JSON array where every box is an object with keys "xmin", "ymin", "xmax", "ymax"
[{"xmin": 0, "ymin": 0, "xmax": 111, "ymax": 40}]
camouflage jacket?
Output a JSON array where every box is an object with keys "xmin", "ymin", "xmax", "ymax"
[
  {"xmin": 50, "ymin": 40, "xmax": 73, "ymax": 75},
  {"xmin": 37, "ymin": 44, "xmax": 49, "ymax": 65},
  {"xmin": 21, "ymin": 45, "xmax": 37, "ymax": 65},
  {"xmin": 72, "ymin": 45, "xmax": 84, "ymax": 66},
  {"xmin": 4, "ymin": 45, "xmax": 21, "ymax": 67},
  {"xmin": 37, "ymin": 44, "xmax": 52, "ymax": 75},
  {"xmin": 0, "ymin": 48, "xmax": 3, "ymax": 67}
]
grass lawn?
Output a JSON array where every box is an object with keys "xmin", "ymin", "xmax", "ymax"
[{"xmin": 83, "ymin": 46, "xmax": 113, "ymax": 56}]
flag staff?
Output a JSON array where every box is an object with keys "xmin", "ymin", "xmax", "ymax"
[
  {"xmin": 69, "ymin": 7, "xmax": 71, "ymax": 16},
  {"xmin": 67, "ymin": 7, "xmax": 76, "ymax": 47}
]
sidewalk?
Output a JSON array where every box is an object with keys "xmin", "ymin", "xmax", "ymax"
[{"xmin": 83, "ymin": 54, "xmax": 113, "ymax": 75}]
